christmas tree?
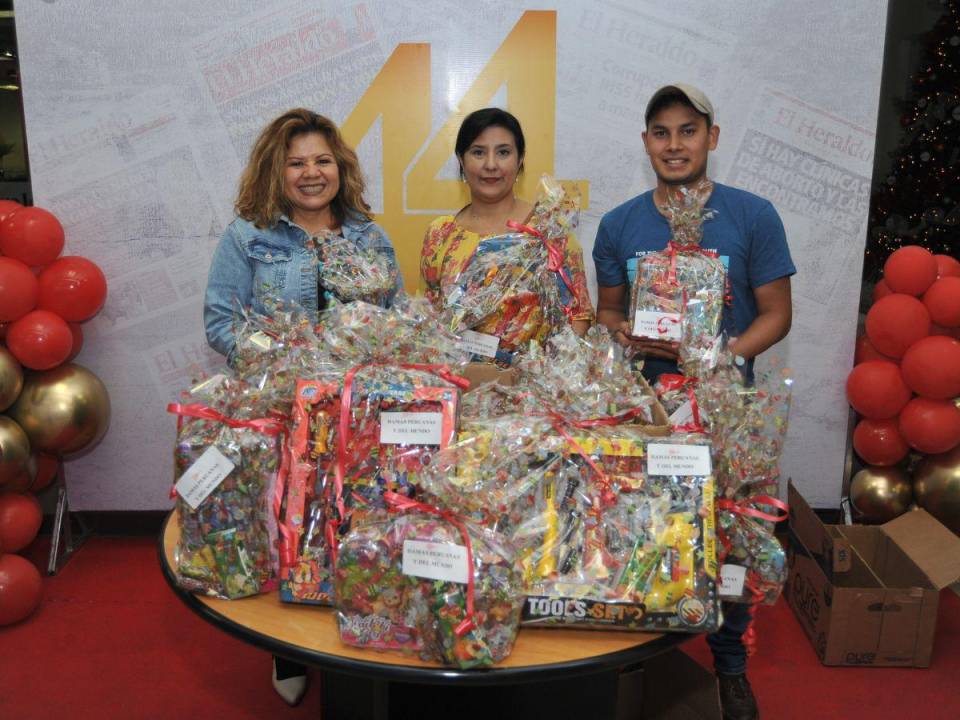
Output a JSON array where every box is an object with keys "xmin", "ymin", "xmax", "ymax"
[{"xmin": 866, "ymin": 0, "xmax": 960, "ymax": 280}]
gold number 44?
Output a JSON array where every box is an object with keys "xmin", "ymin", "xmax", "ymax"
[{"xmin": 341, "ymin": 10, "xmax": 589, "ymax": 289}]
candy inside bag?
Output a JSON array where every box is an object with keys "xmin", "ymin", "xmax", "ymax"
[
  {"xmin": 317, "ymin": 232, "xmax": 399, "ymax": 307},
  {"xmin": 334, "ymin": 501, "xmax": 523, "ymax": 668},
  {"xmin": 170, "ymin": 376, "xmax": 284, "ymax": 600}
]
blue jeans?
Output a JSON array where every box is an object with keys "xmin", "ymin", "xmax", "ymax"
[{"xmin": 706, "ymin": 601, "xmax": 753, "ymax": 674}]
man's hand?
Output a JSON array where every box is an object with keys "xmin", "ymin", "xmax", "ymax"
[{"xmin": 611, "ymin": 320, "xmax": 680, "ymax": 359}]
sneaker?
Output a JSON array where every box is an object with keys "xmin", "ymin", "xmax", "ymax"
[
  {"xmin": 272, "ymin": 658, "xmax": 308, "ymax": 706},
  {"xmin": 716, "ymin": 672, "xmax": 759, "ymax": 720}
]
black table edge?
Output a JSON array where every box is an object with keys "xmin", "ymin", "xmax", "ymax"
[{"xmin": 157, "ymin": 513, "xmax": 686, "ymax": 686}]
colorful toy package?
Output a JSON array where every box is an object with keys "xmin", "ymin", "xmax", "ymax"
[
  {"xmin": 169, "ymin": 374, "xmax": 285, "ymax": 600},
  {"xmin": 627, "ymin": 181, "xmax": 727, "ymax": 377},
  {"xmin": 440, "ymin": 176, "xmax": 582, "ymax": 365},
  {"xmin": 416, "ymin": 418, "xmax": 719, "ymax": 632},
  {"xmin": 279, "ymin": 364, "xmax": 466, "ymax": 605},
  {"xmin": 334, "ymin": 494, "xmax": 523, "ymax": 668}
]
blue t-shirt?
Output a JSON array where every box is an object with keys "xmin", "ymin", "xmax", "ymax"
[{"xmin": 593, "ymin": 183, "xmax": 796, "ymax": 380}]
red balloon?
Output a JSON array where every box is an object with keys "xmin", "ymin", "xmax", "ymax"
[
  {"xmin": 872, "ymin": 279, "xmax": 893, "ymax": 303},
  {"xmin": 0, "ymin": 199, "xmax": 21, "ymax": 224},
  {"xmin": 0, "ymin": 207, "xmax": 65, "ymax": 267},
  {"xmin": 865, "ymin": 294, "xmax": 931, "ymax": 358},
  {"xmin": 0, "ymin": 257, "xmax": 39, "ymax": 322},
  {"xmin": 65, "ymin": 322, "xmax": 84, "ymax": 362},
  {"xmin": 0, "ymin": 553, "xmax": 43, "ymax": 625},
  {"xmin": 30, "ymin": 453, "xmax": 61, "ymax": 493},
  {"xmin": 922, "ymin": 276, "xmax": 960, "ymax": 328},
  {"xmin": 846, "ymin": 361, "xmax": 913, "ymax": 419},
  {"xmin": 5, "ymin": 310, "xmax": 73, "ymax": 370},
  {"xmin": 36, "ymin": 256, "xmax": 107, "ymax": 322},
  {"xmin": 900, "ymin": 335, "xmax": 960, "ymax": 399},
  {"xmin": 0, "ymin": 492, "xmax": 42, "ymax": 553},
  {"xmin": 930, "ymin": 323, "xmax": 960, "ymax": 339},
  {"xmin": 934, "ymin": 254, "xmax": 960, "ymax": 279},
  {"xmin": 854, "ymin": 334, "xmax": 892, "ymax": 364},
  {"xmin": 883, "ymin": 245, "xmax": 938, "ymax": 296},
  {"xmin": 852, "ymin": 418, "xmax": 909, "ymax": 466},
  {"xmin": 899, "ymin": 398, "xmax": 960, "ymax": 454}
]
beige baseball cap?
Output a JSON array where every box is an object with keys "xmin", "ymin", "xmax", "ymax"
[{"xmin": 645, "ymin": 83, "xmax": 715, "ymax": 125}]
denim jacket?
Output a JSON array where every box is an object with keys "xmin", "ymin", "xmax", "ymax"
[{"xmin": 203, "ymin": 212, "xmax": 401, "ymax": 363}]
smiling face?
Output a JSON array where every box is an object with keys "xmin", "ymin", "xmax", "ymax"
[
  {"xmin": 642, "ymin": 103, "xmax": 719, "ymax": 189},
  {"xmin": 459, "ymin": 125, "xmax": 523, "ymax": 204},
  {"xmin": 283, "ymin": 131, "xmax": 340, "ymax": 228}
]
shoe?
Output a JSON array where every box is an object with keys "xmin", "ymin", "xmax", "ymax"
[
  {"xmin": 272, "ymin": 658, "xmax": 308, "ymax": 706},
  {"xmin": 716, "ymin": 672, "xmax": 758, "ymax": 720}
]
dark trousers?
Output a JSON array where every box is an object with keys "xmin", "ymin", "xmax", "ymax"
[{"xmin": 706, "ymin": 601, "xmax": 753, "ymax": 674}]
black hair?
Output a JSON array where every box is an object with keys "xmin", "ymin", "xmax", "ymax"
[
  {"xmin": 454, "ymin": 108, "xmax": 526, "ymax": 178},
  {"xmin": 645, "ymin": 90, "xmax": 712, "ymax": 128}
]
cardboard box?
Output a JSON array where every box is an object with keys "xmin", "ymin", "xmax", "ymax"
[{"xmin": 786, "ymin": 480, "xmax": 960, "ymax": 667}]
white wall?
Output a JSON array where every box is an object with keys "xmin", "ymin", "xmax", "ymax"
[{"xmin": 16, "ymin": 1, "xmax": 888, "ymax": 509}]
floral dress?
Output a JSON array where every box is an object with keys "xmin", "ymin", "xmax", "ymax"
[{"xmin": 420, "ymin": 210, "xmax": 594, "ymax": 363}]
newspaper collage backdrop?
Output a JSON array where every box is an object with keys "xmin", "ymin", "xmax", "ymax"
[{"xmin": 15, "ymin": 1, "xmax": 887, "ymax": 509}]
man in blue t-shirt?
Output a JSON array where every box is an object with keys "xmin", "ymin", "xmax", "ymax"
[{"xmin": 593, "ymin": 84, "xmax": 796, "ymax": 720}]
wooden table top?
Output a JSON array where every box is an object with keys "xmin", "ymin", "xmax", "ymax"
[{"xmin": 158, "ymin": 512, "xmax": 683, "ymax": 684}]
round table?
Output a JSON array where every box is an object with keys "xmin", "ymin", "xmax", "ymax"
[{"xmin": 158, "ymin": 512, "xmax": 705, "ymax": 718}]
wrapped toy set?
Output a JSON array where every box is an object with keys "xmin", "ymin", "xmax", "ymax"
[
  {"xmin": 279, "ymin": 364, "xmax": 465, "ymax": 605},
  {"xmin": 415, "ymin": 418, "xmax": 719, "ymax": 633},
  {"xmin": 335, "ymin": 493, "xmax": 523, "ymax": 668},
  {"xmin": 316, "ymin": 232, "xmax": 399, "ymax": 307}
]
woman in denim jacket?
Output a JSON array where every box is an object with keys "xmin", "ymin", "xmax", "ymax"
[
  {"xmin": 204, "ymin": 108, "xmax": 401, "ymax": 365},
  {"xmin": 203, "ymin": 108, "xmax": 399, "ymax": 705}
]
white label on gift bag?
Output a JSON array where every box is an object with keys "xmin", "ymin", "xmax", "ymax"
[
  {"xmin": 633, "ymin": 311, "xmax": 682, "ymax": 340},
  {"xmin": 647, "ymin": 443, "xmax": 712, "ymax": 476},
  {"xmin": 669, "ymin": 400, "xmax": 695, "ymax": 427},
  {"xmin": 402, "ymin": 539, "xmax": 469, "ymax": 583},
  {"xmin": 380, "ymin": 412, "xmax": 443, "ymax": 445},
  {"xmin": 458, "ymin": 330, "xmax": 500, "ymax": 358},
  {"xmin": 174, "ymin": 446, "xmax": 235, "ymax": 510},
  {"xmin": 719, "ymin": 565, "xmax": 747, "ymax": 596}
]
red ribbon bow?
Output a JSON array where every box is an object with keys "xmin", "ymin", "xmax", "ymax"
[
  {"xmin": 656, "ymin": 374, "xmax": 706, "ymax": 434},
  {"xmin": 382, "ymin": 490, "xmax": 478, "ymax": 637},
  {"xmin": 329, "ymin": 363, "xmax": 469, "ymax": 563},
  {"xmin": 506, "ymin": 220, "xmax": 578, "ymax": 321}
]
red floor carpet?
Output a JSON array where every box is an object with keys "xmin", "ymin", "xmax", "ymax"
[{"xmin": 1, "ymin": 536, "xmax": 959, "ymax": 719}]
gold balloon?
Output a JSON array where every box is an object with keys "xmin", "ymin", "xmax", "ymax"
[
  {"xmin": 850, "ymin": 465, "xmax": 913, "ymax": 524},
  {"xmin": 0, "ymin": 346, "xmax": 23, "ymax": 412},
  {"xmin": 0, "ymin": 415, "xmax": 31, "ymax": 487},
  {"xmin": 913, "ymin": 444, "xmax": 960, "ymax": 535},
  {"xmin": 8, "ymin": 363, "xmax": 111, "ymax": 454}
]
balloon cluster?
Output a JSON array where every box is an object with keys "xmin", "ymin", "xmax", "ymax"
[
  {"xmin": 847, "ymin": 245, "xmax": 960, "ymax": 527},
  {"xmin": 0, "ymin": 200, "xmax": 111, "ymax": 626}
]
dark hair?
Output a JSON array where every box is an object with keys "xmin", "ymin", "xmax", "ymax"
[
  {"xmin": 454, "ymin": 108, "xmax": 526, "ymax": 178},
  {"xmin": 645, "ymin": 91, "xmax": 712, "ymax": 128}
]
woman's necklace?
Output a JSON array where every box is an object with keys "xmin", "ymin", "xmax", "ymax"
[{"xmin": 464, "ymin": 197, "xmax": 518, "ymax": 235}]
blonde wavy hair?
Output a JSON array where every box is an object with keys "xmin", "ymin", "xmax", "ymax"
[{"xmin": 235, "ymin": 108, "xmax": 371, "ymax": 228}]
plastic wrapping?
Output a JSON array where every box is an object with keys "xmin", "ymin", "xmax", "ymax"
[
  {"xmin": 627, "ymin": 182, "xmax": 727, "ymax": 377},
  {"xmin": 335, "ymin": 500, "xmax": 523, "ymax": 668},
  {"xmin": 316, "ymin": 295, "xmax": 470, "ymax": 367},
  {"xmin": 169, "ymin": 375, "xmax": 284, "ymax": 599},
  {"xmin": 317, "ymin": 232, "xmax": 399, "ymax": 307},
  {"xmin": 440, "ymin": 177, "xmax": 580, "ymax": 365},
  {"xmin": 279, "ymin": 365, "xmax": 465, "ymax": 605},
  {"xmin": 514, "ymin": 326, "xmax": 660, "ymax": 423},
  {"xmin": 414, "ymin": 418, "xmax": 718, "ymax": 632},
  {"xmin": 695, "ymin": 352, "xmax": 793, "ymax": 604}
]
